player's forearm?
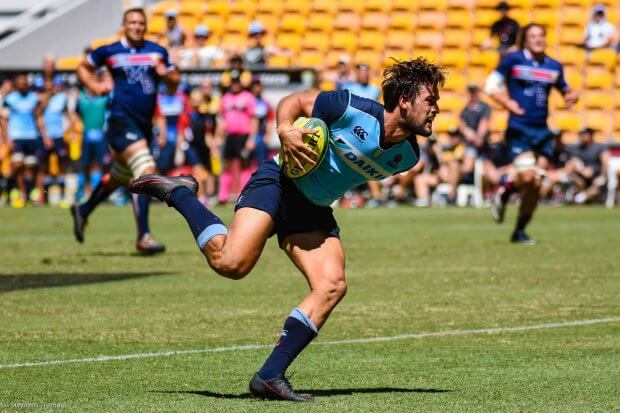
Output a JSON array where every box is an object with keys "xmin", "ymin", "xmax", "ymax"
[
  {"xmin": 161, "ymin": 69, "xmax": 180, "ymax": 95},
  {"xmin": 276, "ymin": 91, "xmax": 318, "ymax": 129},
  {"xmin": 76, "ymin": 62, "xmax": 99, "ymax": 91}
]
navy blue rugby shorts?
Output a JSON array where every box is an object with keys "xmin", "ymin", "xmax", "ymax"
[{"xmin": 234, "ymin": 158, "xmax": 340, "ymax": 247}]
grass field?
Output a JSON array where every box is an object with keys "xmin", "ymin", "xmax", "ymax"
[{"xmin": 1, "ymin": 205, "xmax": 619, "ymax": 411}]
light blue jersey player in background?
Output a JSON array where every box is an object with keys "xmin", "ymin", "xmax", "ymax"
[
  {"xmin": 130, "ymin": 58, "xmax": 445, "ymax": 402},
  {"xmin": 70, "ymin": 7, "xmax": 179, "ymax": 253},
  {"xmin": 485, "ymin": 23, "xmax": 578, "ymax": 244}
]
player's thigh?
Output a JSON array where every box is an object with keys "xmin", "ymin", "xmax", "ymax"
[
  {"xmin": 214, "ymin": 207, "xmax": 274, "ymax": 271},
  {"xmin": 283, "ymin": 231, "xmax": 345, "ymax": 294}
]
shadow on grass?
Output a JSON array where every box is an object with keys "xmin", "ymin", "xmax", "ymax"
[
  {"xmin": 154, "ymin": 387, "xmax": 451, "ymax": 400},
  {"xmin": 0, "ymin": 271, "xmax": 175, "ymax": 293}
]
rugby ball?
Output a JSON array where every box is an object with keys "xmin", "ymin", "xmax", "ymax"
[{"xmin": 279, "ymin": 117, "xmax": 329, "ymax": 179}]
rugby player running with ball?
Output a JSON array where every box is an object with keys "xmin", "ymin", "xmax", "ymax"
[{"xmin": 130, "ymin": 58, "xmax": 444, "ymax": 401}]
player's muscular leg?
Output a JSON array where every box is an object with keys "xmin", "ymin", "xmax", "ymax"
[
  {"xmin": 514, "ymin": 152, "xmax": 542, "ymax": 214},
  {"xmin": 202, "ymin": 207, "xmax": 274, "ymax": 279},
  {"xmin": 283, "ymin": 232, "xmax": 346, "ymax": 329}
]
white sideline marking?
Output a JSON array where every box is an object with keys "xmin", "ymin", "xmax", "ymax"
[{"xmin": 1, "ymin": 317, "xmax": 618, "ymax": 370}]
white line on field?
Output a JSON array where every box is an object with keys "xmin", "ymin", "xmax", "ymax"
[{"xmin": 1, "ymin": 316, "xmax": 618, "ymax": 370}]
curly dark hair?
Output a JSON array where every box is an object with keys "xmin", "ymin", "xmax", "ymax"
[{"xmin": 382, "ymin": 58, "xmax": 446, "ymax": 112}]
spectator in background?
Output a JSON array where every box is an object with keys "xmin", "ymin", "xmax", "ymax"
[
  {"xmin": 75, "ymin": 71, "xmax": 110, "ymax": 199},
  {"xmin": 459, "ymin": 84, "xmax": 491, "ymax": 158},
  {"xmin": 333, "ymin": 55, "xmax": 354, "ymax": 90},
  {"xmin": 569, "ymin": 127, "xmax": 609, "ymax": 204},
  {"xmin": 217, "ymin": 76, "xmax": 257, "ymax": 204},
  {"xmin": 344, "ymin": 64, "xmax": 380, "ymax": 101},
  {"xmin": 483, "ymin": 2, "xmax": 520, "ymax": 55},
  {"xmin": 582, "ymin": 5, "xmax": 617, "ymax": 50},
  {"xmin": 178, "ymin": 25, "xmax": 227, "ymax": 70},
  {"xmin": 152, "ymin": 84, "xmax": 189, "ymax": 176},
  {"xmin": 165, "ymin": 9, "xmax": 185, "ymax": 48},
  {"xmin": 244, "ymin": 21, "xmax": 291, "ymax": 69},
  {"xmin": 413, "ymin": 137, "xmax": 441, "ymax": 207},
  {"xmin": 540, "ymin": 130, "xmax": 574, "ymax": 203},
  {"xmin": 437, "ymin": 128, "xmax": 475, "ymax": 203},
  {"xmin": 250, "ymin": 79, "xmax": 275, "ymax": 165},
  {"xmin": 1, "ymin": 73, "xmax": 51, "ymax": 206},
  {"xmin": 220, "ymin": 55, "xmax": 252, "ymax": 92}
]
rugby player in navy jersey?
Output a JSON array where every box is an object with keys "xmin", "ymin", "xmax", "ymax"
[
  {"xmin": 485, "ymin": 23, "xmax": 578, "ymax": 244},
  {"xmin": 129, "ymin": 59, "xmax": 445, "ymax": 401},
  {"xmin": 70, "ymin": 8, "xmax": 179, "ymax": 253}
]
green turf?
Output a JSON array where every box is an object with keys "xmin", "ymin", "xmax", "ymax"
[{"xmin": 1, "ymin": 205, "xmax": 619, "ymax": 411}]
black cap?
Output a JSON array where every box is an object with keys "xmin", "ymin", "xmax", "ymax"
[
  {"xmin": 579, "ymin": 126, "xmax": 595, "ymax": 134},
  {"xmin": 467, "ymin": 84, "xmax": 480, "ymax": 92},
  {"xmin": 448, "ymin": 127, "xmax": 460, "ymax": 136},
  {"xmin": 230, "ymin": 54, "xmax": 243, "ymax": 63},
  {"xmin": 496, "ymin": 1, "xmax": 510, "ymax": 10}
]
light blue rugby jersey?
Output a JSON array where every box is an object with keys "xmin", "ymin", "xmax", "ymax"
[
  {"xmin": 291, "ymin": 90, "xmax": 420, "ymax": 206},
  {"xmin": 3, "ymin": 91, "xmax": 40, "ymax": 140},
  {"xmin": 43, "ymin": 92, "xmax": 68, "ymax": 138}
]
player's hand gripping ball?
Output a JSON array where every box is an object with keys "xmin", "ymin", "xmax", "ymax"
[{"xmin": 279, "ymin": 117, "xmax": 329, "ymax": 179}]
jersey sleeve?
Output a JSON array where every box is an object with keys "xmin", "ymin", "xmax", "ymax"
[
  {"xmin": 311, "ymin": 90, "xmax": 349, "ymax": 126},
  {"xmin": 160, "ymin": 46, "xmax": 175, "ymax": 71},
  {"xmin": 87, "ymin": 45, "xmax": 109, "ymax": 69},
  {"xmin": 494, "ymin": 53, "xmax": 516, "ymax": 79},
  {"xmin": 554, "ymin": 64, "xmax": 569, "ymax": 92}
]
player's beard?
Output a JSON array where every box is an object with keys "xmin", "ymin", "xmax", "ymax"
[{"xmin": 400, "ymin": 118, "xmax": 432, "ymax": 138}]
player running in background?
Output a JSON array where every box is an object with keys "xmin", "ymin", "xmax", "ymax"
[
  {"xmin": 484, "ymin": 23, "xmax": 578, "ymax": 244},
  {"xmin": 152, "ymin": 84, "xmax": 188, "ymax": 176},
  {"xmin": 1, "ymin": 73, "xmax": 52, "ymax": 207},
  {"xmin": 75, "ymin": 71, "xmax": 110, "ymax": 198},
  {"xmin": 130, "ymin": 58, "xmax": 444, "ymax": 401},
  {"xmin": 40, "ymin": 77, "xmax": 75, "ymax": 204},
  {"xmin": 70, "ymin": 7, "xmax": 179, "ymax": 253}
]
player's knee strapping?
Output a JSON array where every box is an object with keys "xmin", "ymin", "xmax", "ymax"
[
  {"xmin": 10, "ymin": 152, "xmax": 24, "ymax": 164},
  {"xmin": 110, "ymin": 160, "xmax": 133, "ymax": 185},
  {"xmin": 127, "ymin": 148, "xmax": 156, "ymax": 178},
  {"xmin": 514, "ymin": 155, "xmax": 546, "ymax": 178}
]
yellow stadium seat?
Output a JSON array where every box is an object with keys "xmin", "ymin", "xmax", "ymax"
[
  {"xmin": 447, "ymin": 0, "xmax": 472, "ymax": 10},
  {"xmin": 354, "ymin": 50, "xmax": 382, "ymax": 72},
  {"xmin": 511, "ymin": 0, "xmax": 534, "ymax": 8},
  {"xmin": 320, "ymin": 80, "xmax": 336, "ymax": 91},
  {"xmin": 257, "ymin": 0, "xmax": 282, "ymax": 15},
  {"xmin": 178, "ymin": 15, "xmax": 199, "ymax": 31},
  {"xmin": 584, "ymin": 70, "xmax": 614, "ymax": 89},
  {"xmin": 148, "ymin": 16, "xmax": 166, "ymax": 35},
  {"xmin": 298, "ymin": 52, "xmax": 324, "ymax": 68},
  {"xmin": 416, "ymin": 11, "xmax": 446, "ymax": 30},
  {"xmin": 490, "ymin": 113, "xmax": 508, "ymax": 133},
  {"xmin": 201, "ymin": 17, "xmax": 224, "ymax": 36},
  {"xmin": 553, "ymin": 111, "xmax": 581, "ymax": 132},
  {"xmin": 302, "ymin": 32, "xmax": 330, "ymax": 52},
  {"xmin": 331, "ymin": 32, "xmax": 357, "ymax": 53},
  {"xmin": 615, "ymin": 70, "xmax": 620, "ymax": 87},
  {"xmin": 606, "ymin": 9, "xmax": 618, "ymax": 25},
  {"xmin": 307, "ymin": 14, "xmax": 333, "ymax": 32},
  {"xmin": 358, "ymin": 30, "xmax": 386, "ymax": 51},
  {"xmin": 180, "ymin": 2, "xmax": 206, "ymax": 18},
  {"xmin": 535, "ymin": 0, "xmax": 561, "ymax": 7},
  {"xmin": 593, "ymin": 0, "xmax": 615, "ymax": 6},
  {"xmin": 415, "ymin": 48, "xmax": 439, "ymax": 63},
  {"xmin": 337, "ymin": 0, "xmax": 363, "ymax": 14},
  {"xmin": 441, "ymin": 50, "xmax": 469, "ymax": 70},
  {"xmin": 364, "ymin": 0, "xmax": 390, "ymax": 13},
  {"xmin": 276, "ymin": 34, "xmax": 302, "ymax": 53},
  {"xmin": 583, "ymin": 92, "xmax": 614, "ymax": 110},
  {"xmin": 415, "ymin": 31, "xmax": 443, "ymax": 50},
  {"xmin": 532, "ymin": 9, "xmax": 559, "ymax": 28},
  {"xmin": 389, "ymin": 12, "xmax": 416, "ymax": 31},
  {"xmin": 418, "ymin": 0, "xmax": 448, "ymax": 10},
  {"xmin": 434, "ymin": 114, "xmax": 458, "ymax": 133},
  {"xmin": 446, "ymin": 11, "xmax": 473, "ymax": 29},
  {"xmin": 564, "ymin": 69, "xmax": 583, "ymax": 90},
  {"xmin": 555, "ymin": 46, "xmax": 586, "ymax": 67},
  {"xmin": 220, "ymin": 33, "xmax": 246, "ymax": 49},
  {"xmin": 563, "ymin": 0, "xmax": 592, "ymax": 6},
  {"xmin": 443, "ymin": 73, "xmax": 467, "ymax": 92},
  {"xmin": 584, "ymin": 110, "xmax": 613, "ymax": 136},
  {"xmin": 204, "ymin": 2, "xmax": 230, "ymax": 19},
  {"xmin": 152, "ymin": 1, "xmax": 180, "ymax": 16},
  {"xmin": 334, "ymin": 13, "xmax": 361, "ymax": 31},
  {"xmin": 471, "ymin": 28, "xmax": 491, "ymax": 47},
  {"xmin": 559, "ymin": 28, "xmax": 584, "ymax": 46},
  {"xmin": 229, "ymin": 2, "xmax": 256, "ymax": 17},
  {"xmin": 253, "ymin": 14, "xmax": 278, "ymax": 33},
  {"xmin": 439, "ymin": 92, "xmax": 465, "ymax": 113},
  {"xmin": 467, "ymin": 67, "xmax": 491, "ymax": 85},
  {"xmin": 474, "ymin": 10, "xmax": 499, "ymax": 28},
  {"xmin": 56, "ymin": 56, "xmax": 82, "ymax": 70},
  {"xmin": 279, "ymin": 15, "xmax": 305, "ymax": 34},
  {"xmin": 474, "ymin": 0, "xmax": 499, "ymax": 8},
  {"xmin": 268, "ymin": 55, "xmax": 290, "ymax": 68},
  {"xmin": 443, "ymin": 29, "xmax": 471, "ymax": 49},
  {"xmin": 362, "ymin": 13, "xmax": 390, "ymax": 31},
  {"xmin": 510, "ymin": 10, "xmax": 530, "ymax": 26},
  {"xmin": 391, "ymin": 0, "xmax": 419, "ymax": 12},
  {"xmin": 310, "ymin": 0, "xmax": 336, "ymax": 15},
  {"xmin": 225, "ymin": 17, "xmax": 250, "ymax": 34},
  {"xmin": 383, "ymin": 53, "xmax": 411, "ymax": 68},
  {"xmin": 385, "ymin": 30, "xmax": 413, "ymax": 52},
  {"xmin": 470, "ymin": 50, "xmax": 498, "ymax": 70},
  {"xmin": 283, "ymin": 2, "xmax": 310, "ymax": 15},
  {"xmin": 561, "ymin": 8, "xmax": 588, "ymax": 27},
  {"xmin": 588, "ymin": 49, "xmax": 616, "ymax": 70}
]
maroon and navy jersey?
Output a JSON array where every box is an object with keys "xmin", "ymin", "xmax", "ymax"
[
  {"xmin": 87, "ymin": 38, "xmax": 174, "ymax": 129},
  {"xmin": 494, "ymin": 50, "xmax": 568, "ymax": 128}
]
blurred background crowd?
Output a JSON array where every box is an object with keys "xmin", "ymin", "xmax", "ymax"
[{"xmin": 0, "ymin": 0, "xmax": 619, "ymax": 208}]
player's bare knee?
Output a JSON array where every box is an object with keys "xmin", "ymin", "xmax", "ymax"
[
  {"xmin": 208, "ymin": 255, "xmax": 251, "ymax": 280},
  {"xmin": 317, "ymin": 278, "xmax": 347, "ymax": 304},
  {"xmin": 520, "ymin": 169, "xmax": 537, "ymax": 186}
]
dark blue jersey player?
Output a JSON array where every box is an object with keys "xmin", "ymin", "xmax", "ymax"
[
  {"xmin": 129, "ymin": 58, "xmax": 445, "ymax": 401},
  {"xmin": 70, "ymin": 7, "xmax": 180, "ymax": 253},
  {"xmin": 485, "ymin": 23, "xmax": 578, "ymax": 244}
]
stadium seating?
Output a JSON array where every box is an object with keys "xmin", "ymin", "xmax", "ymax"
[{"xmin": 71, "ymin": 0, "xmax": 620, "ymax": 142}]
